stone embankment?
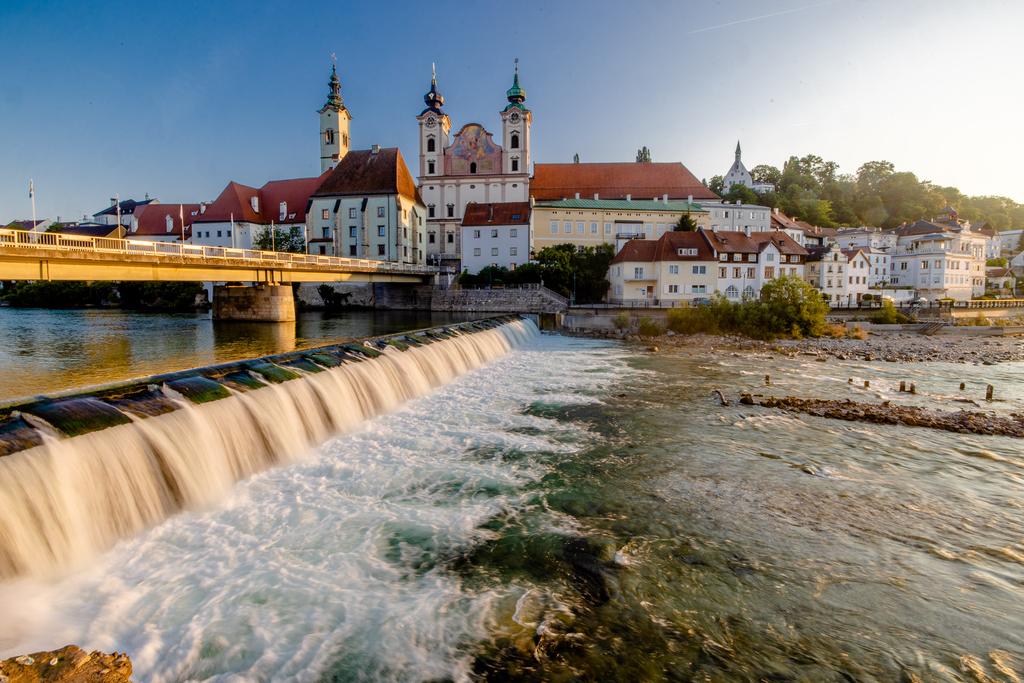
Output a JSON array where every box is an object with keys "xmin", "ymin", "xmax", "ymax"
[
  {"xmin": 573, "ymin": 329, "xmax": 1024, "ymax": 365},
  {"xmin": 737, "ymin": 394, "xmax": 1024, "ymax": 438},
  {"xmin": 0, "ymin": 645, "xmax": 131, "ymax": 682}
]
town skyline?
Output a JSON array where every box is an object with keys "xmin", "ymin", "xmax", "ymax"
[{"xmin": 2, "ymin": 0, "xmax": 1022, "ymax": 221}]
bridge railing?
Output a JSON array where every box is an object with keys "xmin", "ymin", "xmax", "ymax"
[{"xmin": 0, "ymin": 229, "xmax": 435, "ymax": 274}]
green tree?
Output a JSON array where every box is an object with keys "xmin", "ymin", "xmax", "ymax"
[
  {"xmin": 751, "ymin": 164, "xmax": 782, "ymax": 186},
  {"xmin": 708, "ymin": 175, "xmax": 725, "ymax": 195},
  {"xmin": 755, "ymin": 275, "xmax": 829, "ymax": 338},
  {"xmin": 723, "ymin": 184, "xmax": 758, "ymax": 205},
  {"xmin": 254, "ymin": 225, "xmax": 306, "ymax": 253},
  {"xmin": 674, "ymin": 214, "xmax": 700, "ymax": 231}
]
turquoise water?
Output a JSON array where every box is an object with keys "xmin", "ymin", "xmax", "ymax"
[
  {"xmin": 0, "ymin": 308, "xmax": 475, "ymax": 400},
  {"xmin": 2, "ymin": 333, "xmax": 1024, "ymax": 680}
]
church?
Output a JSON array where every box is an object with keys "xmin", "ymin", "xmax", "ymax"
[{"xmin": 416, "ymin": 62, "xmax": 532, "ymax": 270}]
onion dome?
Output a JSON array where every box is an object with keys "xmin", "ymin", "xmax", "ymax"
[
  {"xmin": 324, "ymin": 64, "xmax": 343, "ymax": 110},
  {"xmin": 422, "ymin": 63, "xmax": 445, "ymax": 115}
]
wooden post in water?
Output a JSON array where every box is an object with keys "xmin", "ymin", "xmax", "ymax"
[
  {"xmin": 909, "ymin": 383, "xmax": 917, "ymax": 394},
  {"xmin": 864, "ymin": 380, "xmax": 870, "ymax": 388},
  {"xmin": 899, "ymin": 381, "xmax": 906, "ymax": 393},
  {"xmin": 960, "ymin": 382, "xmax": 966, "ymax": 391},
  {"xmin": 765, "ymin": 374, "xmax": 771, "ymax": 386},
  {"xmin": 986, "ymin": 384, "xmax": 994, "ymax": 401}
]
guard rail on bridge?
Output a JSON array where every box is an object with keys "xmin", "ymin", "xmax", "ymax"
[{"xmin": 0, "ymin": 229, "xmax": 438, "ymax": 282}]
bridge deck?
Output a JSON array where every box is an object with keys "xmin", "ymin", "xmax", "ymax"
[{"xmin": 0, "ymin": 229, "xmax": 437, "ymax": 283}]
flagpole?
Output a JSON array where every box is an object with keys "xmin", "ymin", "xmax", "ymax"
[
  {"xmin": 271, "ymin": 220, "xmax": 275, "ymax": 252},
  {"xmin": 179, "ymin": 204, "xmax": 185, "ymax": 243},
  {"xmin": 29, "ymin": 179, "xmax": 36, "ymax": 232},
  {"xmin": 230, "ymin": 213, "xmax": 235, "ymax": 249}
]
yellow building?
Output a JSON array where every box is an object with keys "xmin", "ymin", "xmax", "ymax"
[{"xmin": 531, "ymin": 197, "xmax": 709, "ymax": 253}]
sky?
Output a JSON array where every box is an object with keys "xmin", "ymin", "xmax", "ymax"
[{"xmin": 2, "ymin": 0, "xmax": 1022, "ymax": 222}]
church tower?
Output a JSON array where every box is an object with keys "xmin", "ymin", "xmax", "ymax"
[
  {"xmin": 416, "ymin": 64, "xmax": 451, "ymax": 179},
  {"xmin": 319, "ymin": 63, "xmax": 351, "ymax": 172},
  {"xmin": 499, "ymin": 59, "xmax": 531, "ymax": 176}
]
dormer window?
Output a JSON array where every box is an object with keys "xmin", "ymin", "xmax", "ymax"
[
  {"xmin": 279, "ymin": 202, "xmax": 287, "ymax": 221},
  {"xmin": 677, "ymin": 248, "xmax": 697, "ymax": 256},
  {"xmin": 250, "ymin": 196, "xmax": 259, "ymax": 213},
  {"xmin": 165, "ymin": 215, "xmax": 173, "ymax": 233}
]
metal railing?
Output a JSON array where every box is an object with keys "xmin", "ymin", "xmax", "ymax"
[{"xmin": 0, "ymin": 229, "xmax": 437, "ymax": 275}]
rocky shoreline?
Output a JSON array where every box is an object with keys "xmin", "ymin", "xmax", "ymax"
[
  {"xmin": 0, "ymin": 646, "xmax": 131, "ymax": 682},
  {"xmin": 572, "ymin": 329, "xmax": 1024, "ymax": 365},
  {"xmin": 735, "ymin": 394, "xmax": 1024, "ymax": 438}
]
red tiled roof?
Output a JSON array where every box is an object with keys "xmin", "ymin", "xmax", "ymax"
[
  {"xmin": 987, "ymin": 267, "xmax": 1013, "ymax": 278},
  {"xmin": 531, "ymin": 162, "xmax": 718, "ymax": 201},
  {"xmin": 313, "ymin": 148, "xmax": 420, "ymax": 203},
  {"xmin": 770, "ymin": 210, "xmax": 836, "ymax": 237},
  {"xmin": 194, "ymin": 173, "xmax": 327, "ymax": 225},
  {"xmin": 461, "ymin": 202, "xmax": 531, "ymax": 226},
  {"xmin": 132, "ymin": 203, "xmax": 201, "ymax": 237},
  {"xmin": 610, "ymin": 230, "xmax": 716, "ymax": 264},
  {"xmin": 703, "ymin": 229, "xmax": 808, "ymax": 256},
  {"xmin": 195, "ymin": 181, "xmax": 261, "ymax": 224}
]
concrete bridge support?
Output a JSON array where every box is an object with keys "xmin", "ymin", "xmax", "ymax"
[{"xmin": 212, "ymin": 284, "xmax": 295, "ymax": 322}]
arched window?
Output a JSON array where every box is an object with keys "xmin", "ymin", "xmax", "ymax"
[
  {"xmin": 427, "ymin": 137, "xmax": 436, "ymax": 152},
  {"xmin": 510, "ymin": 133, "xmax": 520, "ymax": 149},
  {"xmin": 470, "ymin": 162, "xmax": 477, "ymax": 174},
  {"xmin": 511, "ymin": 157, "xmax": 519, "ymax": 172},
  {"xmin": 324, "ymin": 129, "xmax": 335, "ymax": 145},
  {"xmin": 725, "ymin": 285, "xmax": 739, "ymax": 299},
  {"xmin": 743, "ymin": 285, "xmax": 755, "ymax": 299}
]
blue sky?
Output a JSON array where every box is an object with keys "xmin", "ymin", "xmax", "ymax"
[{"xmin": 2, "ymin": 0, "xmax": 1022, "ymax": 222}]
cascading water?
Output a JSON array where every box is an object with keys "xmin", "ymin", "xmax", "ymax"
[{"xmin": 0, "ymin": 318, "xmax": 538, "ymax": 580}]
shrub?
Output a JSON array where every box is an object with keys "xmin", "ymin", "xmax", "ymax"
[
  {"xmin": 959, "ymin": 312, "xmax": 991, "ymax": 327},
  {"xmin": 612, "ymin": 312, "xmax": 631, "ymax": 330},
  {"xmin": 637, "ymin": 317, "xmax": 665, "ymax": 337},
  {"xmin": 870, "ymin": 300, "xmax": 911, "ymax": 325}
]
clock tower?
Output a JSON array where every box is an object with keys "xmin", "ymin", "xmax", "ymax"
[
  {"xmin": 500, "ymin": 59, "xmax": 531, "ymax": 176},
  {"xmin": 416, "ymin": 64, "xmax": 451, "ymax": 179},
  {"xmin": 319, "ymin": 62, "xmax": 351, "ymax": 173}
]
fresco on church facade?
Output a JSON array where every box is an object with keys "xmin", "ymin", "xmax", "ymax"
[{"xmin": 445, "ymin": 123, "xmax": 502, "ymax": 175}]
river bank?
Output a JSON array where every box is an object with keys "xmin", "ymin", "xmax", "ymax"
[{"xmin": 574, "ymin": 328, "xmax": 1024, "ymax": 364}]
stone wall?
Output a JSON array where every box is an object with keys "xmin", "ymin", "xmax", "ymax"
[
  {"xmin": 299, "ymin": 283, "xmax": 567, "ymax": 314},
  {"xmin": 212, "ymin": 284, "xmax": 295, "ymax": 322}
]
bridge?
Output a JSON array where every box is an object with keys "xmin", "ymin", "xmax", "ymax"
[{"xmin": 0, "ymin": 228, "xmax": 438, "ymax": 322}]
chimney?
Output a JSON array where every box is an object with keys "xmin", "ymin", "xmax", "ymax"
[
  {"xmin": 593, "ymin": 193, "xmax": 599, "ymax": 200},
  {"xmin": 371, "ymin": 144, "xmax": 380, "ymax": 154},
  {"xmin": 663, "ymin": 193, "xmax": 668, "ymax": 202},
  {"xmin": 774, "ymin": 207, "xmax": 779, "ymax": 215},
  {"xmin": 687, "ymin": 194, "xmax": 693, "ymax": 204},
  {"xmin": 200, "ymin": 203, "xmax": 206, "ymax": 214},
  {"xmin": 575, "ymin": 192, "xmax": 580, "ymax": 199},
  {"xmin": 488, "ymin": 205, "xmax": 494, "ymax": 222},
  {"xmin": 626, "ymin": 194, "xmax": 631, "ymax": 201}
]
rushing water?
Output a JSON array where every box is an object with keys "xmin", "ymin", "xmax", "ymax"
[
  {"xmin": 0, "ymin": 308, "xmax": 476, "ymax": 401},
  {"xmin": 3, "ymin": 333, "xmax": 1024, "ymax": 681}
]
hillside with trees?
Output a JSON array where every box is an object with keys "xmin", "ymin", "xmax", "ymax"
[{"xmin": 706, "ymin": 155, "xmax": 1024, "ymax": 231}]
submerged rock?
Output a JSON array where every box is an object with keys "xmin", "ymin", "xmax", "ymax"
[{"xmin": 0, "ymin": 645, "xmax": 131, "ymax": 682}]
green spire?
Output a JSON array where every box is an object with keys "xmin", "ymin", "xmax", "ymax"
[
  {"xmin": 324, "ymin": 63, "xmax": 343, "ymax": 110},
  {"xmin": 505, "ymin": 58, "xmax": 526, "ymax": 105}
]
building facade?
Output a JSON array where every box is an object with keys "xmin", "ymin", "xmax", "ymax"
[
  {"xmin": 417, "ymin": 64, "xmax": 531, "ymax": 269},
  {"xmin": 888, "ymin": 219, "xmax": 987, "ymax": 300},
  {"xmin": 805, "ymin": 245, "xmax": 872, "ymax": 305},
  {"xmin": 460, "ymin": 202, "xmax": 531, "ymax": 273}
]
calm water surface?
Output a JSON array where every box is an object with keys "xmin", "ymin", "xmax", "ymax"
[
  {"xmin": 0, "ymin": 308, "xmax": 476, "ymax": 400},
  {"xmin": 2, "ymin": 333, "xmax": 1024, "ymax": 681}
]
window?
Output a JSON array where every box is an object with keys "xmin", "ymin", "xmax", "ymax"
[
  {"xmin": 428, "ymin": 204, "xmax": 435, "ymax": 218},
  {"xmin": 473, "ymin": 248, "xmax": 481, "ymax": 257},
  {"xmin": 719, "ymin": 267, "xmax": 727, "ymax": 278},
  {"xmin": 473, "ymin": 229, "xmax": 481, "ymax": 238},
  {"xmin": 564, "ymin": 222, "xmax": 572, "ymax": 234},
  {"xmin": 550, "ymin": 220, "xmax": 558, "ymax": 234},
  {"xmin": 491, "ymin": 229, "xmax": 498, "ymax": 238},
  {"xmin": 510, "ymin": 228, "xmax": 518, "ymax": 238},
  {"xmin": 325, "ymin": 129, "xmax": 335, "ymax": 145},
  {"xmin": 470, "ymin": 162, "xmax": 477, "ymax": 174},
  {"xmin": 743, "ymin": 285, "xmax": 754, "ymax": 298},
  {"xmin": 726, "ymin": 285, "xmax": 739, "ymax": 298},
  {"xmin": 319, "ymin": 245, "xmax": 327, "ymax": 255},
  {"xmin": 747, "ymin": 254, "xmax": 756, "ymax": 262},
  {"xmin": 765, "ymin": 267, "xmax": 776, "ymax": 279},
  {"xmin": 428, "ymin": 232, "xmax": 436, "ymax": 244},
  {"xmin": 322, "ymin": 209, "xmax": 329, "ymax": 220},
  {"xmin": 378, "ymin": 244, "xmax": 386, "ymax": 256},
  {"xmin": 720, "ymin": 253, "xmax": 728, "ymax": 262},
  {"xmin": 447, "ymin": 233, "xmax": 454, "ymax": 243},
  {"xmin": 668, "ymin": 265, "xmax": 679, "ymax": 274},
  {"xmin": 349, "ymin": 208, "xmax": 356, "ymax": 219},
  {"xmin": 511, "ymin": 158, "xmax": 519, "ymax": 172},
  {"xmin": 216, "ymin": 230, "xmax": 222, "ymax": 238},
  {"xmin": 691, "ymin": 284, "xmax": 706, "ymax": 293},
  {"xmin": 510, "ymin": 247, "xmax": 518, "ymax": 256},
  {"xmin": 604, "ymin": 223, "xmax": 612, "ymax": 234},
  {"xmin": 349, "ymin": 245, "xmax": 357, "ymax": 256},
  {"xmin": 677, "ymin": 248, "xmax": 697, "ymax": 256},
  {"xmin": 428, "ymin": 161, "xmax": 435, "ymax": 174},
  {"xmin": 491, "ymin": 247, "xmax": 499, "ymax": 256},
  {"xmin": 766, "ymin": 252, "xmax": 775, "ymax": 262},
  {"xmin": 733, "ymin": 267, "xmax": 741, "ymax": 278},
  {"xmin": 349, "ymin": 226, "xmax": 356, "ymax": 238},
  {"xmin": 510, "ymin": 133, "xmax": 519, "ymax": 149},
  {"xmin": 747, "ymin": 267, "xmax": 755, "ymax": 279},
  {"xmin": 322, "ymin": 227, "xmax": 330, "ymax": 239},
  {"xmin": 633, "ymin": 267, "xmax": 644, "ymax": 279},
  {"xmin": 377, "ymin": 207, "xmax": 385, "ymax": 218},
  {"xmin": 692, "ymin": 265, "xmax": 706, "ymax": 275},
  {"xmin": 668, "ymin": 284, "xmax": 679, "ymax": 293},
  {"xmin": 447, "ymin": 204, "xmax": 454, "ymax": 218},
  {"xmin": 510, "ymin": 213, "xmax": 521, "ymax": 221},
  {"xmin": 427, "ymin": 137, "xmax": 436, "ymax": 152},
  {"xmin": 378, "ymin": 226, "xmax": 385, "ymax": 237},
  {"xmin": 733, "ymin": 254, "xmax": 741, "ymax": 261},
  {"xmin": 577, "ymin": 222, "xmax": 584, "ymax": 234}
]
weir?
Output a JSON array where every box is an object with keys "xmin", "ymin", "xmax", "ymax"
[{"xmin": 0, "ymin": 316, "xmax": 538, "ymax": 580}]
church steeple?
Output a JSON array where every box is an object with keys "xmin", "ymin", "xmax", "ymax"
[
  {"xmin": 319, "ymin": 57, "xmax": 351, "ymax": 172},
  {"xmin": 735, "ymin": 140, "xmax": 742, "ymax": 161},
  {"xmin": 504, "ymin": 58, "xmax": 527, "ymax": 110},
  {"xmin": 422, "ymin": 63, "xmax": 445, "ymax": 115},
  {"xmin": 324, "ymin": 63, "xmax": 344, "ymax": 111}
]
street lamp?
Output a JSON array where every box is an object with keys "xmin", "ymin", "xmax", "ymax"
[{"xmin": 111, "ymin": 194, "xmax": 120, "ymax": 229}]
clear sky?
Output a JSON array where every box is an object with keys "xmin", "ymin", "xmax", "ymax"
[{"xmin": 2, "ymin": 0, "xmax": 1022, "ymax": 222}]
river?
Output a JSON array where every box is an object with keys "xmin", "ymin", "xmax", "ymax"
[
  {"xmin": 0, "ymin": 308, "xmax": 476, "ymax": 401},
  {"xmin": 2, "ymin": 328, "xmax": 1024, "ymax": 681}
]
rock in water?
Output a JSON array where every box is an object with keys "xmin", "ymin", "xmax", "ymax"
[{"xmin": 0, "ymin": 645, "xmax": 131, "ymax": 682}]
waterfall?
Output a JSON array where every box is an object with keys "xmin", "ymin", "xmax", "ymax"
[{"xmin": 0, "ymin": 319, "xmax": 538, "ymax": 580}]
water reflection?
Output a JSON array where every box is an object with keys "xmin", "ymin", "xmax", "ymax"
[{"xmin": 0, "ymin": 308, "xmax": 477, "ymax": 400}]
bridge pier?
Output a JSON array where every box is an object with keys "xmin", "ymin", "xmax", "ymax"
[{"xmin": 212, "ymin": 284, "xmax": 295, "ymax": 322}]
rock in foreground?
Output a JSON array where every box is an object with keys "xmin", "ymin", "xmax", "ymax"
[{"xmin": 0, "ymin": 645, "xmax": 131, "ymax": 682}]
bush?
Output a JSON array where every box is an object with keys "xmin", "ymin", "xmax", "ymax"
[
  {"xmin": 959, "ymin": 313, "xmax": 991, "ymax": 327},
  {"xmin": 870, "ymin": 299, "xmax": 910, "ymax": 324},
  {"xmin": 612, "ymin": 312, "xmax": 631, "ymax": 330},
  {"xmin": 637, "ymin": 317, "xmax": 665, "ymax": 337}
]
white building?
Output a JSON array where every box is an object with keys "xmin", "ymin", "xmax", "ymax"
[
  {"xmin": 701, "ymin": 200, "xmax": 773, "ymax": 233},
  {"xmin": 805, "ymin": 245, "xmax": 872, "ymax": 306},
  {"xmin": 703, "ymin": 229, "xmax": 808, "ymax": 300},
  {"xmin": 309, "ymin": 146, "xmax": 426, "ymax": 264},
  {"xmin": 319, "ymin": 64, "xmax": 351, "ymax": 173},
  {"xmin": 834, "ymin": 228, "xmax": 895, "ymax": 286},
  {"xmin": 417, "ymin": 63, "xmax": 531, "ymax": 270},
  {"xmin": 997, "ymin": 229, "xmax": 1024, "ymax": 256},
  {"xmin": 460, "ymin": 202, "xmax": 531, "ymax": 273},
  {"xmin": 888, "ymin": 219, "xmax": 987, "ymax": 300},
  {"xmin": 722, "ymin": 141, "xmax": 775, "ymax": 194}
]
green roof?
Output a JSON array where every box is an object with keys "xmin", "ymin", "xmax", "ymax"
[{"xmin": 533, "ymin": 198, "xmax": 707, "ymax": 213}]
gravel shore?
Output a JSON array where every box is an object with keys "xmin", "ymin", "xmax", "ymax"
[{"xmin": 574, "ymin": 329, "xmax": 1024, "ymax": 365}]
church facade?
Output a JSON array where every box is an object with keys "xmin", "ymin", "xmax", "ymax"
[
  {"xmin": 723, "ymin": 141, "xmax": 775, "ymax": 194},
  {"xmin": 416, "ymin": 63, "xmax": 532, "ymax": 269}
]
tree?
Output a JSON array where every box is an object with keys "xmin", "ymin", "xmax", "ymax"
[
  {"xmin": 635, "ymin": 146, "xmax": 652, "ymax": 163},
  {"xmin": 254, "ymin": 225, "xmax": 306, "ymax": 253},
  {"xmin": 708, "ymin": 175, "xmax": 725, "ymax": 195},
  {"xmin": 755, "ymin": 275, "xmax": 829, "ymax": 338},
  {"xmin": 723, "ymin": 184, "xmax": 758, "ymax": 205},
  {"xmin": 751, "ymin": 164, "xmax": 781, "ymax": 186},
  {"xmin": 674, "ymin": 214, "xmax": 700, "ymax": 232}
]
